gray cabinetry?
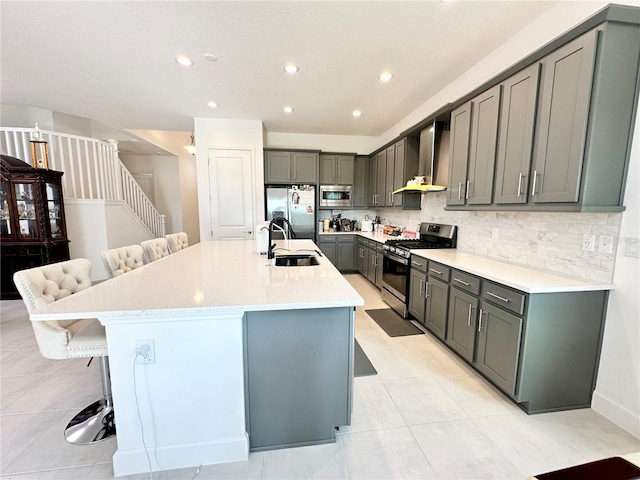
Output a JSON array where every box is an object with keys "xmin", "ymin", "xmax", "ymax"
[
  {"xmin": 446, "ymin": 16, "xmax": 640, "ymax": 211},
  {"xmin": 319, "ymin": 234, "xmax": 355, "ymax": 272},
  {"xmin": 245, "ymin": 307, "xmax": 352, "ymax": 451},
  {"xmin": 447, "ymin": 102, "xmax": 472, "ymax": 206},
  {"xmin": 384, "ymin": 145, "xmax": 396, "ymax": 207},
  {"xmin": 368, "ymin": 154, "xmax": 379, "ymax": 207},
  {"xmin": 320, "ymin": 154, "xmax": 354, "ymax": 185},
  {"xmin": 447, "ymin": 85, "xmax": 501, "ymax": 206},
  {"xmin": 356, "ymin": 237, "xmax": 368, "ymax": 277},
  {"xmin": 408, "ymin": 257, "xmax": 427, "ymax": 321},
  {"xmin": 352, "ymin": 156, "xmax": 368, "ymax": 208},
  {"xmin": 375, "ymin": 150, "xmax": 387, "ymax": 207},
  {"xmin": 366, "ymin": 243, "xmax": 377, "ymax": 284},
  {"xmin": 425, "ymin": 277, "xmax": 449, "ymax": 341},
  {"xmin": 494, "ymin": 63, "xmax": 541, "ymax": 204},
  {"xmin": 265, "ymin": 151, "xmax": 318, "ymax": 184},
  {"xmin": 530, "ymin": 29, "xmax": 597, "ymax": 203},
  {"xmin": 476, "ymin": 301, "xmax": 523, "ymax": 396},
  {"xmin": 446, "ymin": 286, "xmax": 479, "ymax": 363}
]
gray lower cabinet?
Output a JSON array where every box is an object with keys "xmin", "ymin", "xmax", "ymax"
[
  {"xmin": 408, "ymin": 265, "xmax": 427, "ymax": 321},
  {"xmin": 244, "ymin": 308, "xmax": 353, "ymax": 451},
  {"xmin": 425, "ymin": 263, "xmax": 608, "ymax": 414},
  {"xmin": 264, "ymin": 150, "xmax": 318, "ymax": 184},
  {"xmin": 476, "ymin": 301, "xmax": 523, "ymax": 396},
  {"xmin": 366, "ymin": 244, "xmax": 377, "ymax": 284},
  {"xmin": 425, "ymin": 277, "xmax": 449, "ymax": 341},
  {"xmin": 319, "ymin": 234, "xmax": 354, "ymax": 272},
  {"xmin": 446, "ymin": 287, "xmax": 479, "ymax": 363},
  {"xmin": 356, "ymin": 237, "xmax": 368, "ymax": 277}
]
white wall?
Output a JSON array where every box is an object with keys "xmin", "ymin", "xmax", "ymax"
[
  {"xmin": 119, "ymin": 154, "xmax": 183, "ymax": 235},
  {"xmin": 193, "ymin": 118, "xmax": 264, "ymax": 241},
  {"xmin": 265, "ymin": 131, "xmax": 379, "ymax": 155}
]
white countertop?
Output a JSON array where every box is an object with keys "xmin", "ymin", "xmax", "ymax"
[
  {"xmin": 319, "ymin": 231, "xmax": 389, "ymax": 243},
  {"xmin": 411, "ymin": 250, "xmax": 614, "ymax": 293},
  {"xmin": 30, "ymin": 239, "xmax": 364, "ymax": 321}
]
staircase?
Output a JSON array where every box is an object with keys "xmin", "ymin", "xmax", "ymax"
[{"xmin": 0, "ymin": 127, "xmax": 166, "ymax": 238}]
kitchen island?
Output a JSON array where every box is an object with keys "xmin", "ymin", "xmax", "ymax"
[{"xmin": 29, "ymin": 239, "xmax": 363, "ymax": 476}]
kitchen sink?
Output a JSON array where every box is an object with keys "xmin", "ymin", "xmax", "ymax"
[{"xmin": 274, "ymin": 254, "xmax": 320, "ymax": 267}]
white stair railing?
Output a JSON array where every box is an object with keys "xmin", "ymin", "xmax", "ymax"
[{"xmin": 1, "ymin": 127, "xmax": 166, "ymax": 238}]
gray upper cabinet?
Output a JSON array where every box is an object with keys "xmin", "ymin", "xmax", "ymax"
[
  {"xmin": 385, "ymin": 145, "xmax": 396, "ymax": 206},
  {"xmin": 530, "ymin": 29, "xmax": 598, "ymax": 204},
  {"xmin": 447, "ymin": 102, "xmax": 472, "ymax": 206},
  {"xmin": 447, "ymin": 15, "xmax": 640, "ymax": 212},
  {"xmin": 352, "ymin": 156, "xmax": 368, "ymax": 208},
  {"xmin": 368, "ymin": 153, "xmax": 379, "ymax": 207},
  {"xmin": 375, "ymin": 150, "xmax": 387, "ymax": 207},
  {"xmin": 467, "ymin": 85, "xmax": 501, "ymax": 205},
  {"xmin": 447, "ymin": 86, "xmax": 500, "ymax": 206},
  {"xmin": 319, "ymin": 154, "xmax": 354, "ymax": 185},
  {"xmin": 265, "ymin": 151, "xmax": 318, "ymax": 184},
  {"xmin": 494, "ymin": 63, "xmax": 541, "ymax": 204}
]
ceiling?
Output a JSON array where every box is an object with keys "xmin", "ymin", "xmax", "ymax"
[{"xmin": 1, "ymin": 1, "xmax": 560, "ymax": 140}]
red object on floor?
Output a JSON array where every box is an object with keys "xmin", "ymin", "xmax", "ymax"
[{"xmin": 534, "ymin": 457, "xmax": 640, "ymax": 480}]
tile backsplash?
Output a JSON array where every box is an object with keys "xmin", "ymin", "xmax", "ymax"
[{"xmin": 372, "ymin": 192, "xmax": 621, "ymax": 283}]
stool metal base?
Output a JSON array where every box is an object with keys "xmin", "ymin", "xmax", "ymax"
[{"xmin": 64, "ymin": 398, "xmax": 116, "ymax": 445}]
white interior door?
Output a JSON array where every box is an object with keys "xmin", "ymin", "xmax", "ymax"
[{"xmin": 208, "ymin": 149, "xmax": 254, "ymax": 240}]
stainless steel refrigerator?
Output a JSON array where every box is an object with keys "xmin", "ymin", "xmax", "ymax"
[{"xmin": 265, "ymin": 185, "xmax": 316, "ymax": 240}]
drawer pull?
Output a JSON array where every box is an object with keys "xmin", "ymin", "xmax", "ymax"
[
  {"xmin": 453, "ymin": 277, "xmax": 470, "ymax": 287},
  {"xmin": 487, "ymin": 291, "xmax": 510, "ymax": 303},
  {"xmin": 413, "ymin": 261, "xmax": 423, "ymax": 267},
  {"xmin": 430, "ymin": 268, "xmax": 443, "ymax": 275}
]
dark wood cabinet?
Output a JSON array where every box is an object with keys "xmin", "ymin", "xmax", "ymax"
[{"xmin": 1, "ymin": 155, "xmax": 70, "ymax": 299}]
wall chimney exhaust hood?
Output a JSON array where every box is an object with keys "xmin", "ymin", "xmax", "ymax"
[{"xmin": 393, "ymin": 121, "xmax": 449, "ymax": 194}]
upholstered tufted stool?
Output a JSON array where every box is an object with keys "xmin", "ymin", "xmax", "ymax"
[
  {"xmin": 13, "ymin": 258, "xmax": 115, "ymax": 444},
  {"xmin": 165, "ymin": 232, "xmax": 189, "ymax": 254},
  {"xmin": 100, "ymin": 244, "xmax": 145, "ymax": 278},
  {"xmin": 141, "ymin": 237, "xmax": 170, "ymax": 264}
]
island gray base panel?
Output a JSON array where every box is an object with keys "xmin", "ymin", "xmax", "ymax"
[{"xmin": 244, "ymin": 307, "xmax": 353, "ymax": 452}]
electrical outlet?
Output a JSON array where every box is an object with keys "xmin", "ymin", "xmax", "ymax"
[
  {"xmin": 598, "ymin": 235, "xmax": 614, "ymax": 254},
  {"xmin": 135, "ymin": 340, "xmax": 155, "ymax": 364},
  {"xmin": 492, "ymin": 226, "xmax": 499, "ymax": 240},
  {"xmin": 582, "ymin": 234, "xmax": 596, "ymax": 252}
]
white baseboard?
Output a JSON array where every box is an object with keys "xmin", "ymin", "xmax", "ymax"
[
  {"xmin": 112, "ymin": 433, "xmax": 249, "ymax": 477},
  {"xmin": 592, "ymin": 391, "xmax": 640, "ymax": 439}
]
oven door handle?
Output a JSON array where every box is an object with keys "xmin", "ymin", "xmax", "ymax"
[{"xmin": 383, "ymin": 251, "xmax": 409, "ymax": 265}]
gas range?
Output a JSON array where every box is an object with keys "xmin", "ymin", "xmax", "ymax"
[
  {"xmin": 381, "ymin": 223, "xmax": 457, "ymax": 319},
  {"xmin": 383, "ymin": 223, "xmax": 457, "ymax": 258}
]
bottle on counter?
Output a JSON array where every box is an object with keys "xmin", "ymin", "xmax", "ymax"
[{"xmin": 323, "ymin": 218, "xmax": 329, "ymax": 232}]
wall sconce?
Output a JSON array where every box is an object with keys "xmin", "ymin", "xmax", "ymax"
[
  {"xmin": 30, "ymin": 122, "xmax": 49, "ymax": 169},
  {"xmin": 184, "ymin": 133, "xmax": 196, "ymax": 156}
]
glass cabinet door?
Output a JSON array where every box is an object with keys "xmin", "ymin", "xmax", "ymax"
[
  {"xmin": 46, "ymin": 183, "xmax": 64, "ymax": 238},
  {"xmin": 14, "ymin": 183, "xmax": 38, "ymax": 239},
  {"xmin": 0, "ymin": 182, "xmax": 11, "ymax": 237}
]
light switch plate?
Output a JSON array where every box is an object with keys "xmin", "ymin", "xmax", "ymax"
[{"xmin": 598, "ymin": 235, "xmax": 614, "ymax": 254}]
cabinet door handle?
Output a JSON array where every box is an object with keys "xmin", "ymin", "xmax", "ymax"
[
  {"xmin": 478, "ymin": 309, "xmax": 484, "ymax": 332},
  {"xmin": 418, "ymin": 279, "xmax": 424, "ymax": 295},
  {"xmin": 458, "ymin": 182, "xmax": 462, "ymax": 200},
  {"xmin": 517, "ymin": 172, "xmax": 523, "ymax": 197},
  {"xmin": 453, "ymin": 277, "xmax": 470, "ymax": 287},
  {"xmin": 531, "ymin": 170, "xmax": 538, "ymax": 196},
  {"xmin": 465, "ymin": 180, "xmax": 470, "ymax": 200},
  {"xmin": 467, "ymin": 304, "xmax": 474, "ymax": 326},
  {"xmin": 486, "ymin": 291, "xmax": 510, "ymax": 303},
  {"xmin": 389, "ymin": 193, "xmax": 393, "ymax": 204},
  {"xmin": 425, "ymin": 282, "xmax": 430, "ymax": 299},
  {"xmin": 430, "ymin": 268, "xmax": 443, "ymax": 275}
]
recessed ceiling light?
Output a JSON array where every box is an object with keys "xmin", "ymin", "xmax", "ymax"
[
  {"xmin": 204, "ymin": 53, "xmax": 218, "ymax": 62},
  {"xmin": 207, "ymin": 101, "xmax": 218, "ymax": 108},
  {"xmin": 175, "ymin": 55, "xmax": 194, "ymax": 66},
  {"xmin": 284, "ymin": 64, "xmax": 299, "ymax": 74},
  {"xmin": 379, "ymin": 72, "xmax": 394, "ymax": 82},
  {"xmin": 352, "ymin": 110, "xmax": 362, "ymax": 117},
  {"xmin": 283, "ymin": 106, "xmax": 294, "ymax": 113}
]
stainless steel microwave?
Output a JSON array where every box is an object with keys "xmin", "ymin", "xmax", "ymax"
[{"xmin": 320, "ymin": 185, "xmax": 352, "ymax": 207}]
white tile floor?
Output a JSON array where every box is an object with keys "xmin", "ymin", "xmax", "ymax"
[{"xmin": 1, "ymin": 273, "xmax": 638, "ymax": 479}]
